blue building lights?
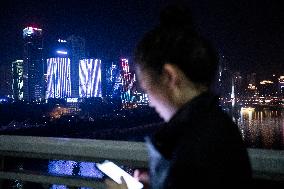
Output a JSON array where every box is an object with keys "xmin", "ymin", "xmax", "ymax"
[{"xmin": 56, "ymin": 50, "xmax": 68, "ymax": 55}]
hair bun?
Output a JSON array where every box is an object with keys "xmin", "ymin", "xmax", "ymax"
[{"xmin": 159, "ymin": 4, "xmax": 194, "ymax": 29}]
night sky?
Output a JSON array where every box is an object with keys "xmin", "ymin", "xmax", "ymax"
[{"xmin": 0, "ymin": 0, "xmax": 283, "ymax": 75}]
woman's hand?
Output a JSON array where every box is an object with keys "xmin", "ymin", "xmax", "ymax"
[
  {"xmin": 105, "ymin": 176, "xmax": 128, "ymax": 189},
  {"xmin": 133, "ymin": 169, "xmax": 150, "ymax": 189}
]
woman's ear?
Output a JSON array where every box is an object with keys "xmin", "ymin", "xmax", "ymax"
[{"xmin": 162, "ymin": 63, "xmax": 181, "ymax": 88}]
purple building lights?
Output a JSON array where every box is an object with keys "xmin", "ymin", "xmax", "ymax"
[{"xmin": 120, "ymin": 59, "xmax": 138, "ymax": 108}]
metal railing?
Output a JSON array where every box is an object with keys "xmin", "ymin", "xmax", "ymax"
[{"xmin": 0, "ymin": 135, "xmax": 283, "ymax": 188}]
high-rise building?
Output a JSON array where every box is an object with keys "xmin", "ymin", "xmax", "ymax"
[
  {"xmin": 54, "ymin": 39, "xmax": 68, "ymax": 57},
  {"xmin": 217, "ymin": 55, "xmax": 232, "ymax": 99},
  {"xmin": 245, "ymin": 73, "xmax": 258, "ymax": 97},
  {"xmin": 105, "ymin": 62, "xmax": 122, "ymax": 98},
  {"xmin": 120, "ymin": 59, "xmax": 136, "ymax": 108},
  {"xmin": 23, "ymin": 26, "xmax": 44, "ymax": 102},
  {"xmin": 79, "ymin": 59, "xmax": 102, "ymax": 98},
  {"xmin": 12, "ymin": 60, "xmax": 24, "ymax": 100},
  {"xmin": 279, "ymin": 76, "xmax": 284, "ymax": 96},
  {"xmin": 247, "ymin": 73, "xmax": 257, "ymax": 86},
  {"xmin": 67, "ymin": 35, "xmax": 86, "ymax": 97},
  {"xmin": 0, "ymin": 64, "xmax": 12, "ymax": 97},
  {"xmin": 219, "ymin": 67, "xmax": 232, "ymax": 99},
  {"xmin": 46, "ymin": 58, "xmax": 71, "ymax": 99},
  {"xmin": 258, "ymin": 80, "xmax": 277, "ymax": 97},
  {"xmin": 232, "ymin": 72, "xmax": 243, "ymax": 98}
]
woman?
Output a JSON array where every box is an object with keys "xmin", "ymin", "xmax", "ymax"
[{"xmin": 106, "ymin": 4, "xmax": 252, "ymax": 189}]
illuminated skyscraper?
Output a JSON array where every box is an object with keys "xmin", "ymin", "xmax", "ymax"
[
  {"xmin": 106, "ymin": 62, "xmax": 122, "ymax": 98},
  {"xmin": 217, "ymin": 55, "xmax": 232, "ymax": 99},
  {"xmin": 120, "ymin": 58, "xmax": 136, "ymax": 108},
  {"xmin": 67, "ymin": 35, "xmax": 86, "ymax": 97},
  {"xmin": 12, "ymin": 60, "xmax": 24, "ymax": 101},
  {"xmin": 279, "ymin": 76, "xmax": 284, "ymax": 96},
  {"xmin": 259, "ymin": 80, "xmax": 276, "ymax": 97},
  {"xmin": 23, "ymin": 26, "xmax": 44, "ymax": 102},
  {"xmin": 79, "ymin": 59, "xmax": 102, "ymax": 98},
  {"xmin": 46, "ymin": 58, "xmax": 71, "ymax": 99},
  {"xmin": 232, "ymin": 72, "xmax": 243, "ymax": 98},
  {"xmin": 54, "ymin": 39, "xmax": 69, "ymax": 57}
]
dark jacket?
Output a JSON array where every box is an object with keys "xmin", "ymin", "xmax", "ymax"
[{"xmin": 146, "ymin": 92, "xmax": 252, "ymax": 189}]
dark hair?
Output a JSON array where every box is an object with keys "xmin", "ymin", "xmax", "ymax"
[{"xmin": 134, "ymin": 4, "xmax": 218, "ymax": 87}]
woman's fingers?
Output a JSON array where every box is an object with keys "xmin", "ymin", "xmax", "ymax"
[{"xmin": 105, "ymin": 177, "xmax": 128, "ymax": 189}]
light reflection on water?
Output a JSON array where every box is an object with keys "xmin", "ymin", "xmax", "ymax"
[{"xmin": 237, "ymin": 109, "xmax": 284, "ymax": 149}]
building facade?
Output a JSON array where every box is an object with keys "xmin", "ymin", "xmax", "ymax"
[
  {"xmin": 0, "ymin": 64, "xmax": 12, "ymax": 98},
  {"xmin": 79, "ymin": 59, "xmax": 102, "ymax": 98},
  {"xmin": 12, "ymin": 60, "xmax": 24, "ymax": 100},
  {"xmin": 46, "ymin": 58, "xmax": 71, "ymax": 99},
  {"xmin": 120, "ymin": 59, "xmax": 137, "ymax": 108},
  {"xmin": 67, "ymin": 35, "xmax": 86, "ymax": 98},
  {"xmin": 23, "ymin": 27, "xmax": 44, "ymax": 102},
  {"xmin": 105, "ymin": 62, "xmax": 122, "ymax": 98},
  {"xmin": 279, "ymin": 76, "xmax": 284, "ymax": 96}
]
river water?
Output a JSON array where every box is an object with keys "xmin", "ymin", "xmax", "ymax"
[{"xmin": 238, "ymin": 108, "xmax": 284, "ymax": 150}]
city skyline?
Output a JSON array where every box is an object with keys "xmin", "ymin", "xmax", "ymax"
[
  {"xmin": 0, "ymin": 22, "xmax": 283, "ymax": 101},
  {"xmin": 1, "ymin": 31, "xmax": 284, "ymax": 101},
  {"xmin": 0, "ymin": 0, "xmax": 283, "ymax": 101},
  {"xmin": 0, "ymin": 0, "xmax": 283, "ymax": 74}
]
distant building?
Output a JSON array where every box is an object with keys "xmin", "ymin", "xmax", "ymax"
[
  {"xmin": 12, "ymin": 60, "xmax": 24, "ymax": 100},
  {"xmin": 54, "ymin": 38, "xmax": 69, "ymax": 57},
  {"xmin": 23, "ymin": 26, "xmax": 44, "ymax": 102},
  {"xmin": 232, "ymin": 72, "xmax": 243, "ymax": 98},
  {"xmin": 79, "ymin": 59, "xmax": 102, "ymax": 98},
  {"xmin": 67, "ymin": 35, "xmax": 86, "ymax": 98},
  {"xmin": 219, "ymin": 66, "xmax": 232, "ymax": 99},
  {"xmin": 246, "ymin": 83, "xmax": 258, "ymax": 97},
  {"xmin": 247, "ymin": 73, "xmax": 257, "ymax": 86},
  {"xmin": 216, "ymin": 55, "xmax": 233, "ymax": 99},
  {"xmin": 0, "ymin": 64, "xmax": 12, "ymax": 97},
  {"xmin": 105, "ymin": 62, "xmax": 122, "ymax": 98},
  {"xmin": 46, "ymin": 58, "xmax": 71, "ymax": 99},
  {"xmin": 120, "ymin": 59, "xmax": 136, "ymax": 108},
  {"xmin": 245, "ymin": 73, "xmax": 258, "ymax": 97},
  {"xmin": 279, "ymin": 76, "xmax": 284, "ymax": 96},
  {"xmin": 258, "ymin": 80, "xmax": 276, "ymax": 97}
]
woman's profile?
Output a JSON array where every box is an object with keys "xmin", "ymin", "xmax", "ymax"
[{"xmin": 106, "ymin": 4, "xmax": 252, "ymax": 189}]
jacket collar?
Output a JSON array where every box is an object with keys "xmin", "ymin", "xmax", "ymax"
[
  {"xmin": 168, "ymin": 91, "xmax": 219, "ymax": 126},
  {"xmin": 151, "ymin": 91, "xmax": 219, "ymax": 158}
]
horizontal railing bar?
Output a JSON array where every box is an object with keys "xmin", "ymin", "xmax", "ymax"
[
  {"xmin": 0, "ymin": 135, "xmax": 148, "ymax": 167},
  {"xmin": 248, "ymin": 148, "xmax": 284, "ymax": 180},
  {"xmin": 0, "ymin": 171, "xmax": 105, "ymax": 188},
  {"xmin": 0, "ymin": 135, "xmax": 284, "ymax": 183},
  {"xmin": 0, "ymin": 151, "xmax": 148, "ymax": 168}
]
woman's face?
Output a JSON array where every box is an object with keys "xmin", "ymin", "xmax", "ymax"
[{"xmin": 136, "ymin": 67, "xmax": 174, "ymax": 122}]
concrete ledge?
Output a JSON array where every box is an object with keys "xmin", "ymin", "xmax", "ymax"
[
  {"xmin": 248, "ymin": 148, "xmax": 284, "ymax": 180},
  {"xmin": 0, "ymin": 135, "xmax": 148, "ymax": 167},
  {"xmin": 0, "ymin": 171, "xmax": 105, "ymax": 188},
  {"xmin": 0, "ymin": 135, "xmax": 283, "ymax": 183}
]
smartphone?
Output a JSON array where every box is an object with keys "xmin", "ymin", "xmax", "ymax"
[{"xmin": 96, "ymin": 161, "xmax": 144, "ymax": 189}]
